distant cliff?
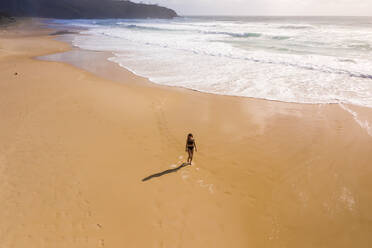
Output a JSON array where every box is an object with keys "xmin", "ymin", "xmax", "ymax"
[{"xmin": 0, "ymin": 0, "xmax": 178, "ymax": 19}]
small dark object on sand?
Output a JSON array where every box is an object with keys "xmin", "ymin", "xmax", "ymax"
[{"xmin": 14, "ymin": 72, "xmax": 18, "ymax": 75}]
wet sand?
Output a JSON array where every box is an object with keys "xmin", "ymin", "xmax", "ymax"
[{"xmin": 1, "ymin": 19, "xmax": 372, "ymax": 248}]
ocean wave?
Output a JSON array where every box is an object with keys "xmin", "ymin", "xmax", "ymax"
[
  {"xmin": 278, "ymin": 25, "xmax": 315, "ymax": 29},
  {"xmin": 347, "ymin": 43, "xmax": 372, "ymax": 50},
  {"xmin": 271, "ymin": 36, "xmax": 291, "ymax": 40},
  {"xmin": 338, "ymin": 58, "xmax": 357, "ymax": 63},
  {"xmin": 213, "ymin": 53, "xmax": 372, "ymax": 80},
  {"xmin": 84, "ymin": 29, "xmax": 372, "ymax": 81},
  {"xmin": 64, "ymin": 17, "xmax": 372, "ymax": 108},
  {"xmin": 101, "ymin": 24, "xmax": 292, "ymax": 41},
  {"xmin": 120, "ymin": 24, "xmax": 264, "ymax": 39},
  {"xmin": 120, "ymin": 24, "xmax": 186, "ymax": 32},
  {"xmin": 203, "ymin": 31, "xmax": 262, "ymax": 38},
  {"xmin": 203, "ymin": 31, "xmax": 291, "ymax": 40}
]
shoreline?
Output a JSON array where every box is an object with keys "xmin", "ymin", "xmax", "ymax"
[
  {"xmin": 49, "ymin": 17, "xmax": 372, "ymax": 110},
  {"xmin": 42, "ymin": 26, "xmax": 372, "ymax": 139},
  {"xmin": 1, "ymin": 18, "xmax": 372, "ymax": 247},
  {"xmin": 38, "ymin": 25, "xmax": 367, "ymax": 106}
]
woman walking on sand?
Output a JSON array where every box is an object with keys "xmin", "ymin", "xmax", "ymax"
[{"xmin": 185, "ymin": 133, "xmax": 197, "ymax": 164}]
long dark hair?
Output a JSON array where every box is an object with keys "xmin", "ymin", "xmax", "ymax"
[{"xmin": 187, "ymin": 133, "xmax": 193, "ymax": 140}]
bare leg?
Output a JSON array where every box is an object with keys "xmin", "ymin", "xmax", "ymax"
[
  {"xmin": 187, "ymin": 149, "xmax": 192, "ymax": 163},
  {"xmin": 189, "ymin": 149, "xmax": 194, "ymax": 164}
]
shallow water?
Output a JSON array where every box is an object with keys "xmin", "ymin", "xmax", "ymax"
[{"xmin": 50, "ymin": 17, "xmax": 372, "ymax": 107}]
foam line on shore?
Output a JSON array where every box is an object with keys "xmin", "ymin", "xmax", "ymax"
[{"xmin": 339, "ymin": 103, "xmax": 372, "ymax": 137}]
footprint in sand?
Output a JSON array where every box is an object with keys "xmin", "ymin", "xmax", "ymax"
[
  {"xmin": 197, "ymin": 179, "xmax": 214, "ymax": 194},
  {"xmin": 208, "ymin": 184, "xmax": 214, "ymax": 193},
  {"xmin": 181, "ymin": 171, "xmax": 190, "ymax": 180}
]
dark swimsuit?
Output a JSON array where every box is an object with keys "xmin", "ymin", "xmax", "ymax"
[{"xmin": 187, "ymin": 139, "xmax": 194, "ymax": 151}]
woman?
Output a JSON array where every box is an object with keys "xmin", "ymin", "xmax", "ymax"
[{"xmin": 185, "ymin": 133, "xmax": 197, "ymax": 164}]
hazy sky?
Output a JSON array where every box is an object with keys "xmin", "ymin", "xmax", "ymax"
[{"xmin": 133, "ymin": 0, "xmax": 372, "ymax": 16}]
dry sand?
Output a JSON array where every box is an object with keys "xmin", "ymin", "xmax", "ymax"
[{"xmin": 1, "ymin": 19, "xmax": 372, "ymax": 248}]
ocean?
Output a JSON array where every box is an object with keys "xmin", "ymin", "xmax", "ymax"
[{"xmin": 51, "ymin": 16, "xmax": 372, "ymax": 107}]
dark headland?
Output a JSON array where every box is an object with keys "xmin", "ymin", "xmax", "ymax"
[
  {"xmin": 0, "ymin": 0, "xmax": 178, "ymax": 19},
  {"xmin": 0, "ymin": 11, "xmax": 15, "ymax": 25}
]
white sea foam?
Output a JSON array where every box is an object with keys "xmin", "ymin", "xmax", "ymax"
[
  {"xmin": 338, "ymin": 103, "xmax": 372, "ymax": 136},
  {"xmin": 51, "ymin": 17, "xmax": 372, "ymax": 107}
]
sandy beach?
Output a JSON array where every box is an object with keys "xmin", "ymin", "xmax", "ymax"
[{"xmin": 1, "ymin": 19, "xmax": 372, "ymax": 248}]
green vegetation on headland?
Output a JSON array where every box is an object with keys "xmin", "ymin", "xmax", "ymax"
[{"xmin": 0, "ymin": 0, "xmax": 178, "ymax": 19}]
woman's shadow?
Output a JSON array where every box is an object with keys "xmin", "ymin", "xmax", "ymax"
[{"xmin": 142, "ymin": 162, "xmax": 190, "ymax": 182}]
